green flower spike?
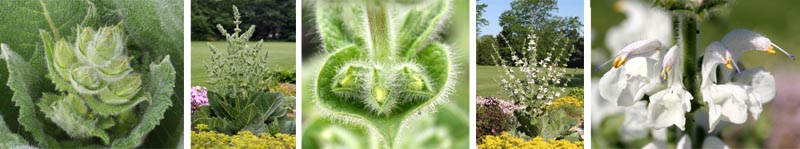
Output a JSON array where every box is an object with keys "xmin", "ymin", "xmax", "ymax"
[{"xmin": 313, "ymin": 0, "xmax": 454, "ymax": 147}]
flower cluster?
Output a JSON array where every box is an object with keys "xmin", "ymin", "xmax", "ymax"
[
  {"xmin": 546, "ymin": 96, "xmax": 583, "ymax": 112},
  {"xmin": 191, "ymin": 124, "xmax": 295, "ymax": 149},
  {"xmin": 477, "ymin": 96, "xmax": 518, "ymax": 115},
  {"xmin": 599, "ymin": 29, "xmax": 791, "ymax": 132},
  {"xmin": 478, "ymin": 132, "xmax": 583, "ymax": 149},
  {"xmin": 191, "ymin": 86, "xmax": 209, "ymax": 114}
]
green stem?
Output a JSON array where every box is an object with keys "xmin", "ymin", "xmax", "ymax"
[
  {"xmin": 366, "ymin": 2, "xmax": 392, "ymax": 62},
  {"xmin": 678, "ymin": 15, "xmax": 703, "ymax": 149},
  {"xmin": 39, "ymin": 0, "xmax": 60, "ymax": 40}
]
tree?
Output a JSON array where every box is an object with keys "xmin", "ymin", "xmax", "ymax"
[
  {"xmin": 191, "ymin": 0, "xmax": 295, "ymax": 41},
  {"xmin": 477, "ymin": 0, "xmax": 488, "ymax": 35},
  {"xmin": 477, "ymin": 35, "xmax": 499, "ymax": 65},
  {"xmin": 497, "ymin": 0, "xmax": 583, "ymax": 68}
]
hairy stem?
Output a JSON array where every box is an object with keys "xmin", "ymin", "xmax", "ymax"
[
  {"xmin": 678, "ymin": 15, "xmax": 702, "ymax": 149},
  {"xmin": 39, "ymin": 0, "xmax": 60, "ymax": 40},
  {"xmin": 366, "ymin": 2, "xmax": 391, "ymax": 61}
]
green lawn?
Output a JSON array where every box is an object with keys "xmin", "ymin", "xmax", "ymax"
[
  {"xmin": 191, "ymin": 41, "xmax": 296, "ymax": 86},
  {"xmin": 476, "ymin": 65, "xmax": 584, "ymax": 98}
]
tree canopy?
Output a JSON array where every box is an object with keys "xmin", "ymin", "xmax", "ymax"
[{"xmin": 191, "ymin": 0, "xmax": 295, "ymax": 41}]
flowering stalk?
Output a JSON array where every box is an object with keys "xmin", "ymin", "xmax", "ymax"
[
  {"xmin": 677, "ymin": 14, "xmax": 702, "ymax": 148},
  {"xmin": 599, "ymin": 0, "xmax": 790, "ymax": 148}
]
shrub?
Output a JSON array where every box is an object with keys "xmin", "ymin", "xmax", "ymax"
[
  {"xmin": 477, "ymin": 96, "xmax": 517, "ymax": 143},
  {"xmin": 270, "ymin": 69, "xmax": 297, "ymax": 84},
  {"xmin": 478, "ymin": 132, "xmax": 583, "ymax": 149},
  {"xmin": 270, "ymin": 83, "xmax": 296, "ymax": 96}
]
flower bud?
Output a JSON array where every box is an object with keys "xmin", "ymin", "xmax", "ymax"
[
  {"xmin": 100, "ymin": 74, "xmax": 142, "ymax": 104},
  {"xmin": 97, "ymin": 57, "xmax": 133, "ymax": 81},
  {"xmin": 75, "ymin": 26, "xmax": 125, "ymax": 66},
  {"xmin": 54, "ymin": 40, "xmax": 77, "ymax": 80},
  {"xmin": 71, "ymin": 66, "xmax": 106, "ymax": 94},
  {"xmin": 76, "ymin": 27, "xmax": 95, "ymax": 52}
]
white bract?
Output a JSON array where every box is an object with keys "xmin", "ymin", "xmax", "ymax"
[
  {"xmin": 647, "ymin": 46, "xmax": 692, "ymax": 130},
  {"xmin": 599, "ymin": 39, "xmax": 662, "ymax": 106}
]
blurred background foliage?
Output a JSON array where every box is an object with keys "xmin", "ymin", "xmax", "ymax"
[
  {"xmin": 300, "ymin": 0, "xmax": 470, "ymax": 148},
  {"xmin": 592, "ymin": 0, "xmax": 800, "ymax": 148},
  {"xmin": 191, "ymin": 0, "xmax": 295, "ymax": 41}
]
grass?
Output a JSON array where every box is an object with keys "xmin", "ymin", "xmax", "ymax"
[
  {"xmin": 476, "ymin": 65, "xmax": 584, "ymax": 98},
  {"xmin": 191, "ymin": 41, "xmax": 296, "ymax": 86}
]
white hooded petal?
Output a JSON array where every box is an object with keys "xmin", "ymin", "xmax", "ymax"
[
  {"xmin": 702, "ymin": 136, "xmax": 730, "ymax": 149},
  {"xmin": 701, "ymin": 42, "xmax": 735, "ymax": 87},
  {"xmin": 722, "ymin": 29, "xmax": 794, "ymax": 59},
  {"xmin": 722, "ymin": 29, "xmax": 774, "ymax": 56},
  {"xmin": 599, "ymin": 40, "xmax": 662, "ymax": 107}
]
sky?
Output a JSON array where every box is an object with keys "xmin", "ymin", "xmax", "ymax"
[{"xmin": 478, "ymin": 0, "xmax": 584, "ymax": 36}]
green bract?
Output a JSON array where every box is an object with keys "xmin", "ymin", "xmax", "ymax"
[
  {"xmin": 312, "ymin": 0, "xmax": 454, "ymax": 147},
  {"xmin": 0, "ymin": 24, "xmax": 175, "ymax": 148}
]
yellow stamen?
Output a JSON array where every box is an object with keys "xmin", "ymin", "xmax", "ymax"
[
  {"xmin": 614, "ymin": 0, "xmax": 624, "ymax": 12},
  {"xmin": 661, "ymin": 66, "xmax": 671, "ymax": 81},
  {"xmin": 613, "ymin": 57, "xmax": 627, "ymax": 68},
  {"xmin": 766, "ymin": 45, "xmax": 776, "ymax": 54},
  {"xmin": 724, "ymin": 58, "xmax": 733, "ymax": 69}
]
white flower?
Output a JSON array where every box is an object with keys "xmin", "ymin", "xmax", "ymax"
[
  {"xmin": 719, "ymin": 29, "xmax": 794, "ymax": 81},
  {"xmin": 647, "ymin": 46, "xmax": 693, "ymax": 130},
  {"xmin": 599, "ymin": 39, "xmax": 663, "ymax": 106},
  {"xmin": 701, "ymin": 42, "xmax": 749, "ymax": 132}
]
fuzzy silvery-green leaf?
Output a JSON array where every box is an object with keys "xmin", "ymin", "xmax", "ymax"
[
  {"xmin": 0, "ymin": 113, "xmax": 30, "ymax": 148},
  {"xmin": 0, "ymin": 1, "xmax": 87, "ymax": 138},
  {"xmin": 193, "ymin": 90, "xmax": 288, "ymax": 135},
  {"xmin": 110, "ymin": 56, "xmax": 175, "ymax": 148},
  {"xmin": 312, "ymin": 0, "xmax": 454, "ymax": 146},
  {"xmin": 2, "ymin": 44, "xmax": 60, "ymax": 147}
]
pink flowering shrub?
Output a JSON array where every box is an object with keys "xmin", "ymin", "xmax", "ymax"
[
  {"xmin": 191, "ymin": 86, "xmax": 209, "ymax": 114},
  {"xmin": 477, "ymin": 96, "xmax": 518, "ymax": 143}
]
